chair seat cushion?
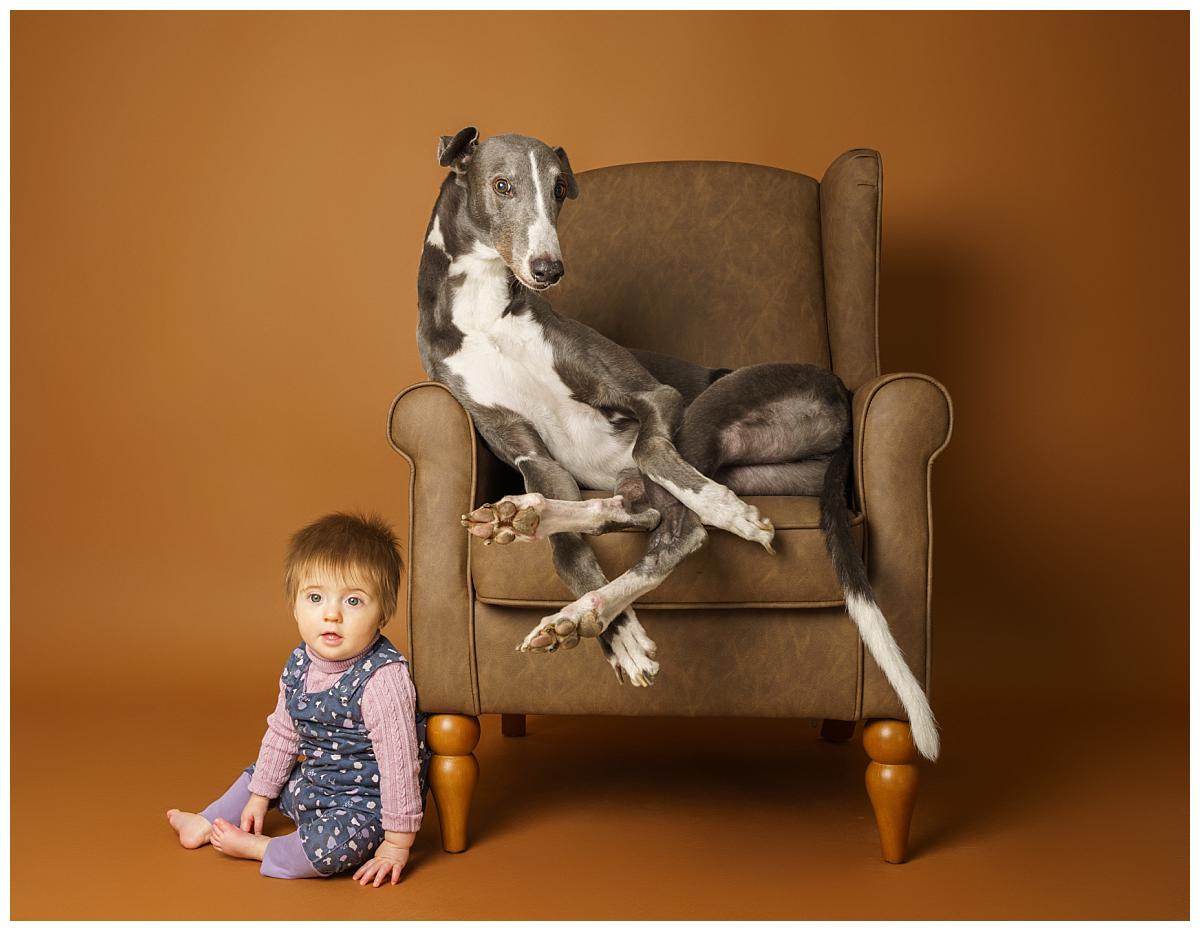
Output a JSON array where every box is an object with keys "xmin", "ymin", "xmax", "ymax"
[{"xmin": 471, "ymin": 493, "xmax": 863, "ymax": 608}]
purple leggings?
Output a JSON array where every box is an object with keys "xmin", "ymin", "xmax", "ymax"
[{"xmin": 200, "ymin": 772, "xmax": 323, "ymax": 879}]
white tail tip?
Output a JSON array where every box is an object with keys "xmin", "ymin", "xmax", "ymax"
[{"xmin": 845, "ymin": 593, "xmax": 940, "ymax": 762}]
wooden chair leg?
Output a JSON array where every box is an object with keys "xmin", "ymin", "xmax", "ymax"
[
  {"xmin": 863, "ymin": 718, "xmax": 919, "ymax": 864},
  {"xmin": 501, "ymin": 713, "xmax": 526, "ymax": 737},
  {"xmin": 428, "ymin": 714, "xmax": 481, "ymax": 853},
  {"xmin": 820, "ymin": 718, "xmax": 856, "ymax": 742}
]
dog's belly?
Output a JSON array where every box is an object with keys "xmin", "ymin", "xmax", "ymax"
[{"xmin": 444, "ymin": 317, "xmax": 635, "ymax": 491}]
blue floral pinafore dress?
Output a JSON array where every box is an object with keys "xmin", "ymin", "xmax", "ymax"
[{"xmin": 246, "ymin": 635, "xmax": 431, "ymax": 875}]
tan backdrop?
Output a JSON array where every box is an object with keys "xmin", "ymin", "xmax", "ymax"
[{"xmin": 12, "ymin": 11, "xmax": 1187, "ymax": 919}]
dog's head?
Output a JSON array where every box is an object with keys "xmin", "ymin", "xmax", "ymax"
[{"xmin": 437, "ymin": 127, "xmax": 579, "ymax": 291}]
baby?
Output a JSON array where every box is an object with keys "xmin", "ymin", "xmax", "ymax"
[{"xmin": 167, "ymin": 512, "xmax": 431, "ymax": 886}]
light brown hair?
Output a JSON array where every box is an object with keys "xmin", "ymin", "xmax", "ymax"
[{"xmin": 283, "ymin": 512, "xmax": 403, "ymax": 627}]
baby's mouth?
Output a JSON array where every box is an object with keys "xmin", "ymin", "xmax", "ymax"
[{"xmin": 321, "ymin": 632, "xmax": 343, "ymax": 643}]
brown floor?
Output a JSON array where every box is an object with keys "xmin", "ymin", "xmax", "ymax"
[{"xmin": 12, "ymin": 692, "xmax": 1187, "ymax": 920}]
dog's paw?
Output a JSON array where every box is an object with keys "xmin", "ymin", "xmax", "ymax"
[
  {"xmin": 728, "ymin": 505, "xmax": 776, "ymax": 555},
  {"xmin": 686, "ymin": 483, "xmax": 777, "ymax": 553},
  {"xmin": 600, "ymin": 611, "xmax": 660, "ymax": 687},
  {"xmin": 462, "ymin": 493, "xmax": 544, "ymax": 544},
  {"xmin": 516, "ymin": 593, "xmax": 606, "ymax": 654}
]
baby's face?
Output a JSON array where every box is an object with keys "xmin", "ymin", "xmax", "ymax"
[{"xmin": 294, "ymin": 566, "xmax": 383, "ymax": 661}]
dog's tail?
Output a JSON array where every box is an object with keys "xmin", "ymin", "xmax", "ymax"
[{"xmin": 820, "ymin": 433, "xmax": 940, "ymax": 761}]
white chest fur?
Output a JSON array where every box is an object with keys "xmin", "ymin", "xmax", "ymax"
[{"xmin": 442, "ymin": 248, "xmax": 635, "ymax": 490}]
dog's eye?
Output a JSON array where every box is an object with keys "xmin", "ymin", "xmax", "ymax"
[
  {"xmin": 493, "ymin": 178, "xmax": 513, "ymax": 196},
  {"xmin": 553, "ymin": 178, "xmax": 567, "ymax": 200}
]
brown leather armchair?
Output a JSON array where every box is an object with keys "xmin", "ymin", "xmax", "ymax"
[{"xmin": 389, "ymin": 152, "xmax": 953, "ymax": 863}]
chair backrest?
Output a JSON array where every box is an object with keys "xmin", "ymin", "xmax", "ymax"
[{"xmin": 551, "ymin": 154, "xmax": 881, "ymax": 391}]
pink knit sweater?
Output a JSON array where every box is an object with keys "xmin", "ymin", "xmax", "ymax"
[{"xmin": 247, "ymin": 636, "xmax": 423, "ymax": 833}]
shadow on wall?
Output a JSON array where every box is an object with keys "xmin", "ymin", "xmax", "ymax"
[
  {"xmin": 875, "ymin": 231, "xmax": 1171, "ymax": 711},
  {"xmin": 879, "ymin": 231, "xmax": 980, "ymax": 398},
  {"xmin": 876, "ymin": 234, "xmax": 1043, "ymax": 710}
]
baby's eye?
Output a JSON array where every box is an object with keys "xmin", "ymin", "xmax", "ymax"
[
  {"xmin": 307, "ymin": 593, "xmax": 322, "ymax": 603},
  {"xmin": 347, "ymin": 596, "xmax": 361, "ymax": 607}
]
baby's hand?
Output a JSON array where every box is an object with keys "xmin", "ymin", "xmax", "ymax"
[
  {"xmin": 353, "ymin": 840, "xmax": 412, "ymax": 887},
  {"xmin": 240, "ymin": 794, "xmax": 270, "ymax": 835}
]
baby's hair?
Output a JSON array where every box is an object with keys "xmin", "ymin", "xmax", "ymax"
[{"xmin": 284, "ymin": 512, "xmax": 403, "ymax": 627}]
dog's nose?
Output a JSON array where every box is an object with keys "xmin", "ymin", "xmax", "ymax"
[{"xmin": 530, "ymin": 257, "xmax": 564, "ymax": 285}]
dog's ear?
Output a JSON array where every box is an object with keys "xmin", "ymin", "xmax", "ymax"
[
  {"xmin": 553, "ymin": 146, "xmax": 579, "ymax": 199},
  {"xmin": 438, "ymin": 126, "xmax": 479, "ymax": 174}
]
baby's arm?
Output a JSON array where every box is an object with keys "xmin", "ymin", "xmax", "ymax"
[
  {"xmin": 353, "ymin": 662, "xmax": 422, "ymax": 886},
  {"xmin": 242, "ymin": 678, "xmax": 301, "ymax": 833}
]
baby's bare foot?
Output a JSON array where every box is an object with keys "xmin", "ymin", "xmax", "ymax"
[
  {"xmin": 210, "ymin": 817, "xmax": 271, "ymax": 861},
  {"xmin": 166, "ymin": 809, "xmax": 213, "ymax": 849}
]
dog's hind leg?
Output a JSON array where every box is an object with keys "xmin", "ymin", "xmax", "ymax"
[
  {"xmin": 714, "ymin": 460, "xmax": 831, "ymax": 496},
  {"xmin": 462, "ymin": 492, "xmax": 658, "ymax": 543},
  {"xmin": 676, "ymin": 361, "xmax": 848, "ymax": 484},
  {"xmin": 624, "ymin": 385, "xmax": 777, "ymax": 551}
]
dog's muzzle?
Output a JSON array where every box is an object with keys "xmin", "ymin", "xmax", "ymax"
[{"xmin": 529, "ymin": 257, "xmax": 564, "ymax": 287}]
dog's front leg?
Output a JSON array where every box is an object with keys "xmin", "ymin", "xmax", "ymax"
[
  {"xmin": 532, "ymin": 534, "xmax": 662, "ymax": 686},
  {"xmin": 530, "ymin": 481, "xmax": 707, "ymax": 674},
  {"xmin": 627, "ymin": 387, "xmax": 776, "ymax": 552},
  {"xmin": 501, "ymin": 449, "xmax": 660, "ymax": 686}
]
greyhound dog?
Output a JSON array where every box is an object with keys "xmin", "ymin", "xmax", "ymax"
[{"xmin": 416, "ymin": 127, "xmax": 939, "ymax": 761}]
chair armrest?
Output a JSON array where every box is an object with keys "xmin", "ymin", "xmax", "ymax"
[
  {"xmin": 851, "ymin": 373, "xmax": 953, "ymax": 718},
  {"xmin": 387, "ymin": 381, "xmax": 513, "ymax": 715}
]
